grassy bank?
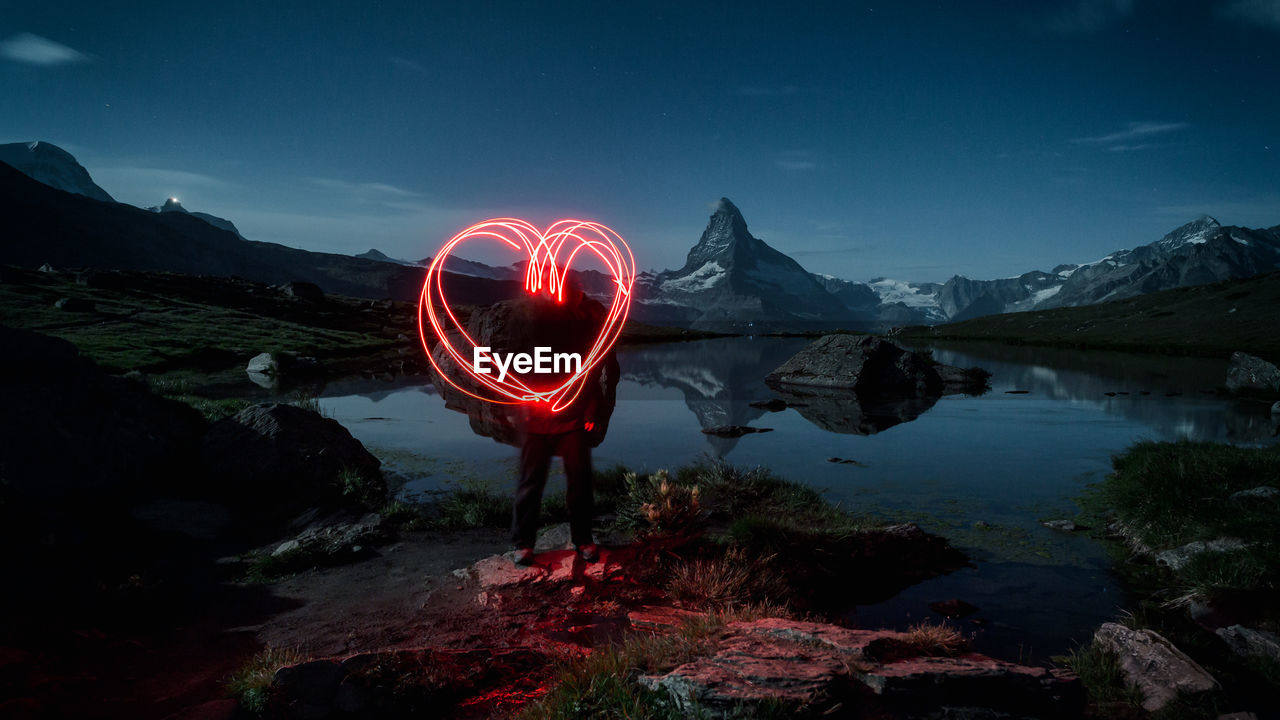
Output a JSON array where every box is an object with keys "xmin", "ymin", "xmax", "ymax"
[
  {"xmin": 899, "ymin": 271, "xmax": 1280, "ymax": 359},
  {"xmin": 1064, "ymin": 440, "xmax": 1280, "ymax": 717}
]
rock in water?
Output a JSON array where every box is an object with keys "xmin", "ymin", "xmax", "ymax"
[
  {"xmin": 1225, "ymin": 351, "xmax": 1280, "ymax": 394},
  {"xmin": 202, "ymin": 403, "xmax": 382, "ymax": 521},
  {"xmin": 1093, "ymin": 622, "xmax": 1218, "ymax": 711},
  {"xmin": 246, "ymin": 352, "xmax": 277, "ymax": 375},
  {"xmin": 766, "ymin": 335, "xmax": 942, "ymax": 397}
]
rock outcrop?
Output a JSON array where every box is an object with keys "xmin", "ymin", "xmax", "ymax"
[
  {"xmin": 202, "ymin": 403, "xmax": 383, "ymax": 521},
  {"xmin": 0, "ymin": 326, "xmax": 205, "ymax": 504},
  {"xmin": 1215, "ymin": 625, "xmax": 1280, "ymax": 663},
  {"xmin": 641, "ymin": 618, "xmax": 1082, "ymax": 718},
  {"xmin": 1225, "ymin": 351, "xmax": 1280, "ymax": 395},
  {"xmin": 1093, "ymin": 622, "xmax": 1219, "ymax": 712}
]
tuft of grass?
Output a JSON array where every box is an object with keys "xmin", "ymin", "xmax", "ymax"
[
  {"xmin": 338, "ymin": 467, "xmax": 386, "ymax": 509},
  {"xmin": 227, "ymin": 646, "xmax": 305, "ymax": 713},
  {"xmin": 901, "ymin": 621, "xmax": 969, "ymax": 657},
  {"xmin": 1100, "ymin": 440, "xmax": 1280, "ymax": 550},
  {"xmin": 381, "ymin": 500, "xmax": 429, "ymax": 530},
  {"xmin": 433, "ymin": 483, "xmax": 511, "ymax": 530},
  {"xmin": 1085, "ymin": 440, "xmax": 1280, "ymax": 607},
  {"xmin": 242, "ymin": 546, "xmax": 306, "ymax": 584},
  {"xmin": 664, "ymin": 546, "xmax": 788, "ymax": 611},
  {"xmin": 1053, "ymin": 642, "xmax": 1144, "ymax": 707},
  {"xmin": 292, "ymin": 389, "xmax": 325, "ymax": 415}
]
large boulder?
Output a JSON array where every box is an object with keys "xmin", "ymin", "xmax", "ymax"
[
  {"xmin": 1093, "ymin": 623, "xmax": 1219, "ymax": 712},
  {"xmin": 202, "ymin": 403, "xmax": 382, "ymax": 521},
  {"xmin": 0, "ymin": 326, "xmax": 205, "ymax": 504},
  {"xmin": 766, "ymin": 335, "xmax": 943, "ymax": 397},
  {"xmin": 1225, "ymin": 351, "xmax": 1280, "ymax": 395}
]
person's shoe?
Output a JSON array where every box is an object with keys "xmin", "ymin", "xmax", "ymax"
[
  {"xmin": 513, "ymin": 548, "xmax": 535, "ymax": 566},
  {"xmin": 576, "ymin": 544, "xmax": 599, "ymax": 563}
]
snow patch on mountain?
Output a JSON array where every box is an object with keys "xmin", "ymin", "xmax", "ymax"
[
  {"xmin": 868, "ymin": 278, "xmax": 940, "ymax": 309},
  {"xmin": 664, "ymin": 261, "xmax": 725, "ymax": 292}
]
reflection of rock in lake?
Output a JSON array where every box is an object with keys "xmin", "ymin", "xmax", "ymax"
[
  {"xmin": 763, "ymin": 334, "xmax": 985, "ymax": 436},
  {"xmin": 769, "ymin": 384, "xmax": 940, "ymax": 435},
  {"xmin": 619, "ymin": 337, "xmax": 808, "ymax": 455}
]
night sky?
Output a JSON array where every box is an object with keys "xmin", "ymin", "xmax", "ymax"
[{"xmin": 3, "ymin": 1, "xmax": 1278, "ymax": 281}]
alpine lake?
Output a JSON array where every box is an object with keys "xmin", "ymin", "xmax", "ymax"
[{"xmin": 312, "ymin": 336, "xmax": 1280, "ymax": 663}]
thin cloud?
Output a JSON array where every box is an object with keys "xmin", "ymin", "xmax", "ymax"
[
  {"xmin": 1221, "ymin": 0, "xmax": 1280, "ymax": 30},
  {"xmin": 389, "ymin": 56, "xmax": 429, "ymax": 74},
  {"xmin": 306, "ymin": 177, "xmax": 421, "ymax": 198},
  {"xmin": 0, "ymin": 33, "xmax": 90, "ymax": 66},
  {"xmin": 1107, "ymin": 143, "xmax": 1156, "ymax": 152},
  {"xmin": 1071, "ymin": 121, "xmax": 1190, "ymax": 146},
  {"xmin": 775, "ymin": 150, "xmax": 817, "ymax": 171},
  {"xmin": 93, "ymin": 166, "xmax": 233, "ymax": 191},
  {"xmin": 1048, "ymin": 0, "xmax": 1135, "ymax": 35}
]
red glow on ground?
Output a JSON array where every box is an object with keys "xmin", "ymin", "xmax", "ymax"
[{"xmin": 418, "ymin": 218, "xmax": 636, "ymax": 412}]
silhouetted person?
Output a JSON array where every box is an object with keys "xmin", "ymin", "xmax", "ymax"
[{"xmin": 504, "ymin": 283, "xmax": 617, "ymax": 566}]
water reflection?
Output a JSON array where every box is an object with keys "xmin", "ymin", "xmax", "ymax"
[
  {"xmin": 619, "ymin": 337, "xmax": 807, "ymax": 454},
  {"xmin": 905, "ymin": 342, "xmax": 1278, "ymax": 444},
  {"xmin": 767, "ymin": 385, "xmax": 940, "ymax": 435}
]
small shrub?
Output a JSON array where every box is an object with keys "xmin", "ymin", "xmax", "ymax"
[
  {"xmin": 623, "ymin": 469, "xmax": 702, "ymax": 534},
  {"xmin": 227, "ymin": 646, "xmax": 305, "ymax": 713}
]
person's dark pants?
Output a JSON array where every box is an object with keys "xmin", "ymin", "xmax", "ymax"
[{"xmin": 511, "ymin": 429, "xmax": 595, "ymax": 549}]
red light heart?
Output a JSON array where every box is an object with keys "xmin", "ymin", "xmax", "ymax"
[{"xmin": 418, "ymin": 218, "xmax": 635, "ymax": 412}]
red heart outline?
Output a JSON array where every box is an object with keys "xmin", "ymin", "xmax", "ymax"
[{"xmin": 418, "ymin": 218, "xmax": 636, "ymax": 412}]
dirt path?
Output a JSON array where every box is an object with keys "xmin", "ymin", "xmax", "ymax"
[{"xmin": 243, "ymin": 528, "xmax": 510, "ymax": 658}]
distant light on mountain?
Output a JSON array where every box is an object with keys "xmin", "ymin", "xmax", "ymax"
[{"xmin": 146, "ymin": 197, "xmax": 244, "ymax": 239}]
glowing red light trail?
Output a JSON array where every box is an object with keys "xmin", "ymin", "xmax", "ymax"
[{"xmin": 418, "ymin": 219, "xmax": 636, "ymax": 412}]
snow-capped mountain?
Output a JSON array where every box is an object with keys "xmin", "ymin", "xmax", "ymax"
[
  {"xmin": 861, "ymin": 216, "xmax": 1280, "ymax": 323},
  {"xmin": 147, "ymin": 197, "xmax": 244, "ymax": 239},
  {"xmin": 349, "ymin": 199, "xmax": 1278, "ymax": 330},
  {"xmin": 0, "ymin": 141, "xmax": 114, "ymax": 203},
  {"xmin": 636, "ymin": 198, "xmax": 859, "ymax": 330},
  {"xmin": 1039, "ymin": 216, "xmax": 1280, "ymax": 309}
]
